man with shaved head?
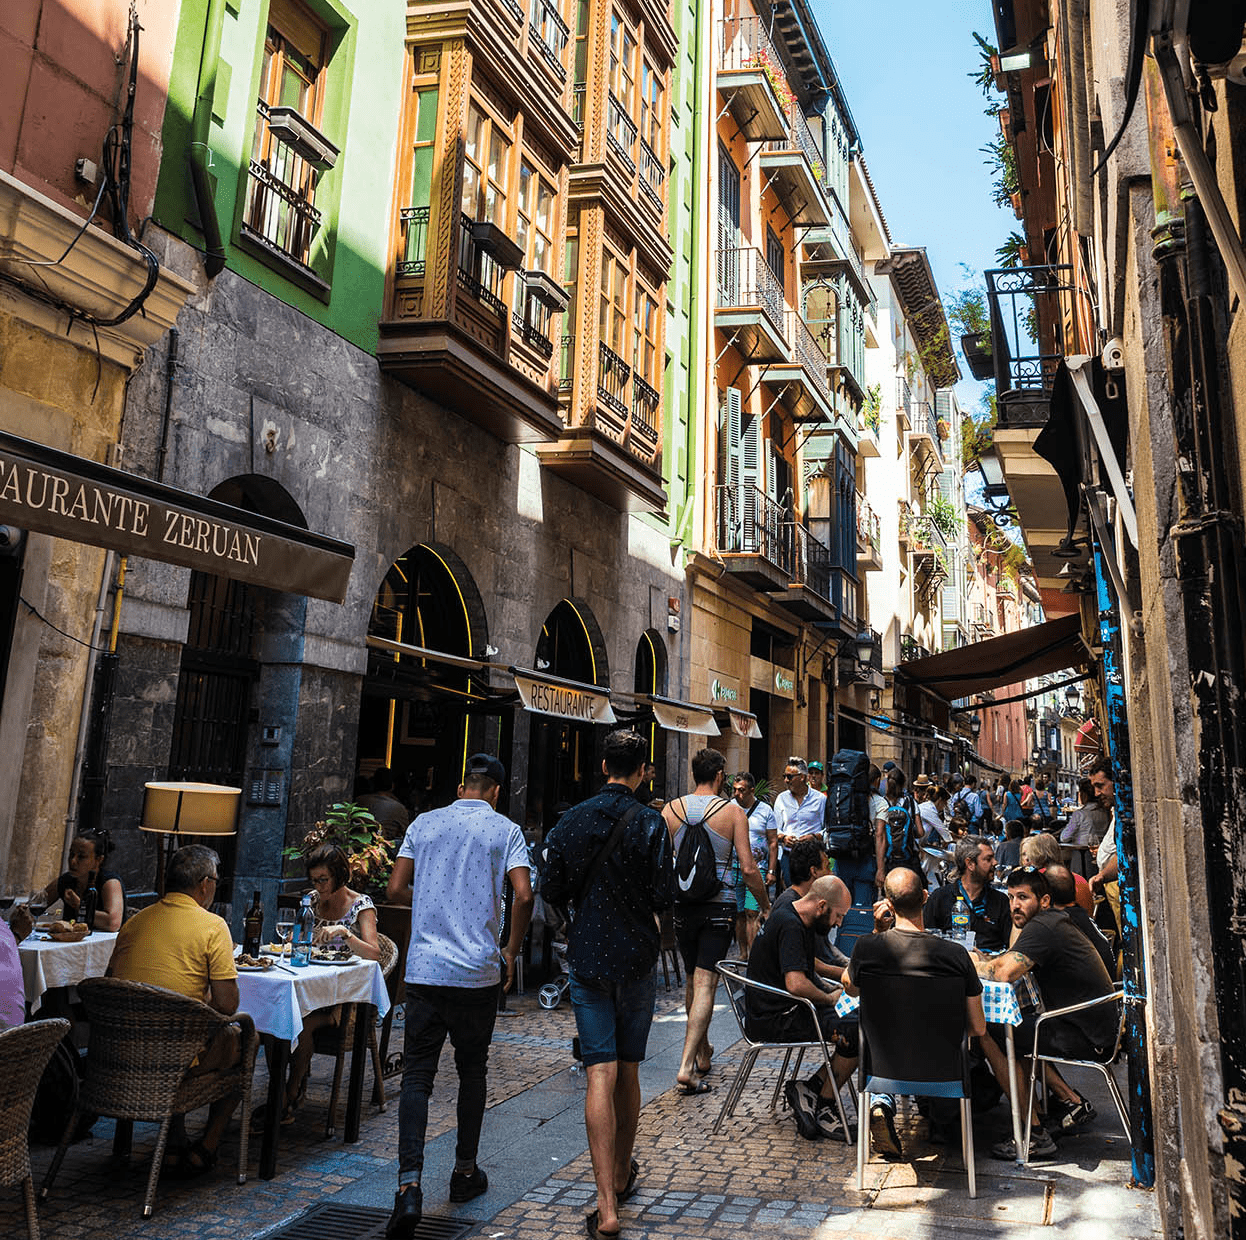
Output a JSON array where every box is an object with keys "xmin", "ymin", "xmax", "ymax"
[
  {"xmin": 746, "ymin": 874, "xmax": 858, "ymax": 1141},
  {"xmin": 844, "ymin": 867, "xmax": 986, "ymax": 1160}
]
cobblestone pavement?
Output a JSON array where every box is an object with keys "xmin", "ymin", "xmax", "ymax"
[{"xmin": 3, "ymin": 985, "xmax": 1161, "ymax": 1240}]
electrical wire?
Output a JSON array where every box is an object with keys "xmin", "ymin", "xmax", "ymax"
[{"xmin": 20, "ymin": 597, "xmax": 113, "ymax": 652}]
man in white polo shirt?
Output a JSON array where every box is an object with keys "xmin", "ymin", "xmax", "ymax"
[
  {"xmin": 384, "ymin": 754, "xmax": 533, "ymax": 1238},
  {"xmin": 774, "ymin": 756, "xmax": 827, "ymax": 887}
]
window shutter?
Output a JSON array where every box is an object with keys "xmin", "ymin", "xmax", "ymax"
[
  {"xmin": 719, "ymin": 388, "xmax": 743, "ymax": 549},
  {"xmin": 740, "ymin": 405, "xmax": 760, "ymax": 541}
]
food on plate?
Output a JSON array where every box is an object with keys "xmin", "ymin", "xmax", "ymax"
[
  {"xmin": 261, "ymin": 942, "xmax": 286, "ymax": 954},
  {"xmin": 236, "ymin": 954, "xmax": 271, "ymax": 970},
  {"xmin": 48, "ymin": 919, "xmax": 88, "ymax": 934},
  {"xmin": 310, "ymin": 944, "xmax": 353, "ymax": 962}
]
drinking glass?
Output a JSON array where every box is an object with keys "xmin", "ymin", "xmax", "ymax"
[
  {"xmin": 27, "ymin": 892, "xmax": 47, "ymax": 920},
  {"xmin": 275, "ymin": 915, "xmax": 295, "ymax": 961}
]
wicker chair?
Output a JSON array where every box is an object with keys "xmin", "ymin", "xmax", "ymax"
[
  {"xmin": 312, "ymin": 931, "xmax": 398, "ymax": 1138},
  {"xmin": 0, "ymin": 1018, "xmax": 70, "ymax": 1240},
  {"xmin": 40, "ymin": 978, "xmax": 258, "ymax": 1219}
]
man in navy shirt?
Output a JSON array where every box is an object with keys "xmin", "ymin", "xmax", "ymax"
[
  {"xmin": 925, "ymin": 836, "xmax": 1010, "ymax": 950},
  {"xmin": 541, "ymin": 730, "xmax": 672, "ymax": 1240}
]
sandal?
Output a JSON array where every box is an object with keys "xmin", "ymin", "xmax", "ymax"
[
  {"xmin": 617, "ymin": 1158, "xmax": 640, "ymax": 1203},
  {"xmin": 675, "ymin": 1079, "xmax": 712, "ymax": 1096},
  {"xmin": 586, "ymin": 1209, "xmax": 621, "ymax": 1240},
  {"xmin": 161, "ymin": 1140, "xmax": 217, "ymax": 1180}
]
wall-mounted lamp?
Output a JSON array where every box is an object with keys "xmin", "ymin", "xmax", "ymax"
[{"xmin": 970, "ymin": 715, "xmax": 982, "ymax": 738}]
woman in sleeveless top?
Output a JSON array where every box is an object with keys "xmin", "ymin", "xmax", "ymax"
[{"xmin": 662, "ymin": 747, "xmax": 769, "ymax": 1093}]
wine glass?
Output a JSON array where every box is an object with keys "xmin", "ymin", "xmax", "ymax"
[
  {"xmin": 27, "ymin": 891, "xmax": 47, "ymax": 921},
  {"xmin": 275, "ymin": 913, "xmax": 295, "ymax": 961}
]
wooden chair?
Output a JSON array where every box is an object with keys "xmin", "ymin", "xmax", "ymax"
[
  {"xmin": 312, "ymin": 931, "xmax": 399, "ymax": 1138},
  {"xmin": 0, "ymin": 1018, "xmax": 69, "ymax": 1240},
  {"xmin": 40, "ymin": 978, "xmax": 258, "ymax": 1218}
]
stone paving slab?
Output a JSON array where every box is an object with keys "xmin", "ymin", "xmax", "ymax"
[{"xmin": 1, "ymin": 981, "xmax": 1160, "ymax": 1240}]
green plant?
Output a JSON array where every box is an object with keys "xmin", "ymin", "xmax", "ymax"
[
  {"xmin": 863, "ymin": 383, "xmax": 882, "ymax": 434},
  {"xmin": 996, "ymin": 231, "xmax": 1027, "ymax": 268},
  {"xmin": 284, "ymin": 802, "xmax": 395, "ymax": 895},
  {"xmin": 929, "ymin": 493, "xmax": 963, "ymax": 538},
  {"xmin": 961, "ymin": 389, "xmax": 997, "ymax": 474},
  {"xmin": 946, "ymin": 286, "xmax": 990, "ymax": 338}
]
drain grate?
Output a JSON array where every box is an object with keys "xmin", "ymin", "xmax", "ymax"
[{"xmin": 261, "ymin": 1203, "xmax": 478, "ymax": 1240}]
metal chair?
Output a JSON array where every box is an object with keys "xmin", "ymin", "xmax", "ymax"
[
  {"xmin": 658, "ymin": 911, "xmax": 683, "ymax": 991},
  {"xmin": 1022, "ymin": 985, "xmax": 1131, "ymax": 1160},
  {"xmin": 0, "ymin": 1018, "xmax": 70, "ymax": 1240},
  {"xmin": 855, "ymin": 973, "xmax": 976, "ymax": 1198},
  {"xmin": 712, "ymin": 960, "xmax": 852, "ymax": 1138},
  {"xmin": 41, "ymin": 978, "xmax": 258, "ymax": 1218},
  {"xmin": 312, "ymin": 931, "xmax": 399, "ymax": 1137}
]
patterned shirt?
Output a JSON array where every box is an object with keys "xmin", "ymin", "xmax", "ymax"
[{"xmin": 540, "ymin": 784, "xmax": 673, "ymax": 983}]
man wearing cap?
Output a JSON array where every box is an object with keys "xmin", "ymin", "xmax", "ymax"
[
  {"xmin": 807, "ymin": 760, "xmax": 826, "ymax": 794},
  {"xmin": 384, "ymin": 754, "xmax": 534, "ymax": 1238}
]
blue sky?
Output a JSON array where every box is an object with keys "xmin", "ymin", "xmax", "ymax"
[{"xmin": 810, "ymin": 0, "xmax": 1015, "ymax": 414}]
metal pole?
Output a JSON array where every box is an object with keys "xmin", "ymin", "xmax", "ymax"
[{"xmin": 1090, "ymin": 534, "xmax": 1154, "ymax": 1187}]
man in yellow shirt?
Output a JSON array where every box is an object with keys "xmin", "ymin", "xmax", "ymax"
[{"xmin": 108, "ymin": 845, "xmax": 240, "ymax": 1178}]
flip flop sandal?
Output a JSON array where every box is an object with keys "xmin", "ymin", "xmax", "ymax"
[
  {"xmin": 586, "ymin": 1209, "xmax": 621, "ymax": 1240},
  {"xmin": 617, "ymin": 1159, "xmax": 640, "ymax": 1203},
  {"xmin": 676, "ymin": 1080, "xmax": 712, "ymax": 1096}
]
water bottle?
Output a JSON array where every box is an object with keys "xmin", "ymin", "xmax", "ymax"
[
  {"xmin": 81, "ymin": 871, "xmax": 99, "ymax": 933},
  {"xmin": 292, "ymin": 893, "xmax": 314, "ymax": 966},
  {"xmin": 951, "ymin": 895, "xmax": 970, "ymax": 942}
]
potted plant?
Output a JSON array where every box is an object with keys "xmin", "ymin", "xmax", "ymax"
[
  {"xmin": 947, "ymin": 287, "xmax": 994, "ymax": 381},
  {"xmin": 284, "ymin": 802, "xmax": 395, "ymax": 900}
]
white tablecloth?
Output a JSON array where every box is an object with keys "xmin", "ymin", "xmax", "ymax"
[
  {"xmin": 235, "ymin": 959, "xmax": 389, "ymax": 1044},
  {"xmin": 19, "ymin": 931, "xmax": 118, "ymax": 1013},
  {"xmin": 836, "ymin": 978, "xmax": 1022, "ymax": 1026}
]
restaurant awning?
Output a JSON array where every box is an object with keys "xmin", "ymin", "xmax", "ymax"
[
  {"xmin": 725, "ymin": 707, "xmax": 763, "ymax": 739},
  {"xmin": 645, "ymin": 695, "xmax": 720, "ymax": 736},
  {"xmin": 1074, "ymin": 717, "xmax": 1102, "ymax": 752},
  {"xmin": 896, "ymin": 614, "xmax": 1087, "ymax": 702},
  {"xmin": 0, "ymin": 430, "xmax": 354, "ymax": 602},
  {"xmin": 511, "ymin": 667, "xmax": 617, "ymax": 725}
]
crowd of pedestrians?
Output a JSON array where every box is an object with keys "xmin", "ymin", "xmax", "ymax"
[{"xmin": 378, "ymin": 734, "xmax": 1125, "ymax": 1238}]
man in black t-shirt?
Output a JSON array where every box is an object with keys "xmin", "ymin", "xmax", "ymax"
[
  {"xmin": 925, "ymin": 836, "xmax": 1010, "ymax": 950},
  {"xmin": 1045, "ymin": 864, "xmax": 1115, "ymax": 979},
  {"xmin": 973, "ymin": 867, "xmax": 1119, "ymax": 1158},
  {"xmin": 845, "ymin": 868, "xmax": 985, "ymax": 1160},
  {"xmin": 746, "ymin": 875, "xmax": 856, "ymax": 1142}
]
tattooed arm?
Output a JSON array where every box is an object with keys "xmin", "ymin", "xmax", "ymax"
[{"xmin": 974, "ymin": 949, "xmax": 1034, "ymax": 983}]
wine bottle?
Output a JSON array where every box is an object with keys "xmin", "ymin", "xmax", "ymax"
[
  {"xmin": 82, "ymin": 871, "xmax": 99, "ymax": 933},
  {"xmin": 292, "ymin": 893, "xmax": 314, "ymax": 967},
  {"xmin": 243, "ymin": 889, "xmax": 263, "ymax": 957}
]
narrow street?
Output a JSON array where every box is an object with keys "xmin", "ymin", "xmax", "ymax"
[{"xmin": 10, "ymin": 986, "xmax": 1158, "ymax": 1240}]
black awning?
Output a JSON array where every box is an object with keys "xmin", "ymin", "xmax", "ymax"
[
  {"xmin": 896, "ymin": 614, "xmax": 1087, "ymax": 701},
  {"xmin": 0, "ymin": 431, "xmax": 353, "ymax": 602}
]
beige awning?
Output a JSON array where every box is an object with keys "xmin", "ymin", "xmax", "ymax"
[
  {"xmin": 512, "ymin": 667, "xmax": 616, "ymax": 725},
  {"xmin": 726, "ymin": 707, "xmax": 763, "ymax": 739},
  {"xmin": 0, "ymin": 430, "xmax": 353, "ymax": 602},
  {"xmin": 647, "ymin": 695, "xmax": 720, "ymax": 736}
]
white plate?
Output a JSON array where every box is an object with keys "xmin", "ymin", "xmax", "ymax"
[{"xmin": 309, "ymin": 954, "xmax": 358, "ymax": 966}]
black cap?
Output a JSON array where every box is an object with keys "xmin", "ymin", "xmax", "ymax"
[{"xmin": 465, "ymin": 753, "xmax": 506, "ymax": 786}]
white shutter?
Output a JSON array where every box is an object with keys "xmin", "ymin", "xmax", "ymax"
[{"xmin": 719, "ymin": 388, "xmax": 743, "ymax": 549}]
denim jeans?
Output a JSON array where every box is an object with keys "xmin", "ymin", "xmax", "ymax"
[
  {"xmin": 398, "ymin": 983, "xmax": 499, "ymax": 1178},
  {"xmin": 833, "ymin": 854, "xmax": 878, "ymax": 906}
]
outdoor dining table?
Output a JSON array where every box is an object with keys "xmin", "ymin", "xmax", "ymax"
[
  {"xmin": 234, "ymin": 955, "xmax": 390, "ymax": 1180},
  {"xmin": 18, "ymin": 930, "xmax": 118, "ymax": 1014},
  {"xmin": 836, "ymin": 975, "xmax": 1027, "ymax": 1162}
]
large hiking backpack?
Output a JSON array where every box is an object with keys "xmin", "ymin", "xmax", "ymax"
[
  {"xmin": 882, "ymin": 796, "xmax": 921, "ymax": 873},
  {"xmin": 823, "ymin": 749, "xmax": 873, "ymax": 859},
  {"xmin": 672, "ymin": 798, "xmax": 729, "ymax": 903}
]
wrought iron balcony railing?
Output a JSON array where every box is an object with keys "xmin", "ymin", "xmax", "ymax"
[
  {"xmin": 631, "ymin": 374, "xmax": 660, "ymax": 449},
  {"xmin": 598, "ymin": 340, "xmax": 631, "ymax": 420},
  {"xmin": 718, "ymin": 14, "xmax": 780, "ymax": 73},
  {"xmin": 397, "ymin": 206, "xmax": 429, "ymax": 277},
  {"xmin": 716, "ymin": 484, "xmax": 792, "ymax": 575},
  {"xmin": 856, "ymin": 495, "xmax": 880, "ymax": 556},
  {"xmin": 529, "ymin": 0, "xmax": 569, "ymax": 79},
  {"xmin": 243, "ymin": 100, "xmax": 323, "ymax": 270},
  {"xmin": 559, "ymin": 334, "xmax": 575, "ymax": 391},
  {"xmin": 716, "ymin": 246, "xmax": 785, "ymax": 335},
  {"xmin": 786, "ymin": 308, "xmax": 831, "ymax": 401},
  {"xmin": 639, "ymin": 139, "xmax": 665, "ymax": 211},
  {"xmin": 607, "ymin": 92, "xmax": 637, "ymax": 169},
  {"xmin": 512, "ymin": 313, "xmax": 554, "ymax": 359},
  {"xmin": 456, "ymin": 212, "xmax": 507, "ymax": 316}
]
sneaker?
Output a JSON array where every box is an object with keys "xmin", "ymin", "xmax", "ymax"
[
  {"xmin": 814, "ymin": 1101, "xmax": 849, "ymax": 1141},
  {"xmin": 1049, "ymin": 1096, "xmax": 1097, "ymax": 1132},
  {"xmin": 869, "ymin": 1102, "xmax": 903, "ymax": 1161},
  {"xmin": 991, "ymin": 1126, "xmax": 1058, "ymax": 1161},
  {"xmin": 784, "ymin": 1079, "xmax": 821, "ymax": 1141},
  {"xmin": 386, "ymin": 1184, "xmax": 423, "ymax": 1238},
  {"xmin": 449, "ymin": 1165, "xmax": 488, "ymax": 1203}
]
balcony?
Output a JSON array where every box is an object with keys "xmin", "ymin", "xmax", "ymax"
[
  {"xmin": 858, "ymin": 392, "xmax": 882, "ymax": 458},
  {"xmin": 537, "ymin": 338, "xmax": 666, "ymax": 512},
  {"xmin": 759, "ymin": 107, "xmax": 830, "ymax": 227},
  {"xmin": 857, "ymin": 495, "xmax": 882, "ymax": 571},
  {"xmin": 379, "ymin": 212, "xmax": 563, "ymax": 445},
  {"xmin": 607, "ymin": 92, "xmax": 638, "ymax": 173},
  {"xmin": 764, "ymin": 309, "xmax": 835, "ymax": 424},
  {"xmin": 715, "ymin": 246, "xmax": 788, "ymax": 361},
  {"xmin": 716, "ymin": 17, "xmax": 789, "ymax": 142},
  {"xmin": 896, "ymin": 377, "xmax": 913, "ymax": 431},
  {"xmin": 529, "ymin": 0, "xmax": 569, "ymax": 82},
  {"xmin": 769, "ymin": 522, "xmax": 858, "ymax": 630},
  {"xmin": 906, "ymin": 399, "xmax": 944, "ymax": 468},
  {"xmin": 715, "ymin": 483, "xmax": 793, "ymax": 590},
  {"xmin": 638, "ymin": 138, "xmax": 665, "ymax": 216}
]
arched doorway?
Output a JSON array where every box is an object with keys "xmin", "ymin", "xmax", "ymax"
[
  {"xmin": 358, "ymin": 543, "xmax": 493, "ymax": 816},
  {"xmin": 634, "ymin": 629, "xmax": 668, "ymax": 800},
  {"xmin": 168, "ymin": 475, "xmax": 309, "ymax": 908},
  {"xmin": 526, "ymin": 598, "xmax": 609, "ymax": 836}
]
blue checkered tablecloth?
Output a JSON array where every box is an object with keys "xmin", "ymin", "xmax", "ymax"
[{"xmin": 836, "ymin": 978, "xmax": 1022, "ymax": 1027}]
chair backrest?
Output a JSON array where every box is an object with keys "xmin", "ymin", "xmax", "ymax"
[
  {"xmin": 376, "ymin": 932, "xmax": 399, "ymax": 1000},
  {"xmin": 0, "ymin": 1018, "xmax": 70, "ymax": 1187},
  {"xmin": 76, "ymin": 977, "xmax": 227, "ymax": 1117},
  {"xmin": 715, "ymin": 960, "xmax": 751, "ymax": 1037},
  {"xmin": 857, "ymin": 972, "xmax": 971, "ymax": 1091}
]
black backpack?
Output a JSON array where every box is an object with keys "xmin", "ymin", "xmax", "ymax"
[
  {"xmin": 882, "ymin": 796, "xmax": 921, "ymax": 872},
  {"xmin": 823, "ymin": 749, "xmax": 873, "ymax": 859},
  {"xmin": 672, "ymin": 798, "xmax": 729, "ymax": 903}
]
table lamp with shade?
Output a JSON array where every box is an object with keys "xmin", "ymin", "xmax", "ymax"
[{"xmin": 141, "ymin": 781, "xmax": 241, "ymax": 895}]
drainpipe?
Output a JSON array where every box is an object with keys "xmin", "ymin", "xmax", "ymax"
[{"xmin": 189, "ymin": 0, "xmax": 228, "ymax": 277}]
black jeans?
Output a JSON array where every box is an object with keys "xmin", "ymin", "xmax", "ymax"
[{"xmin": 398, "ymin": 983, "xmax": 499, "ymax": 1177}]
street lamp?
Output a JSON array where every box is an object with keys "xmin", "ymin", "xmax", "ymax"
[
  {"xmin": 1063, "ymin": 683, "xmax": 1081, "ymax": 711},
  {"xmin": 970, "ymin": 715, "xmax": 982, "ymax": 738}
]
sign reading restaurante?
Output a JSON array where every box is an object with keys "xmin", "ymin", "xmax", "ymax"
[{"xmin": 513, "ymin": 670, "xmax": 617, "ymax": 724}]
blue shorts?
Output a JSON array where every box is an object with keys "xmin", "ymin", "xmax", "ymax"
[{"xmin": 568, "ymin": 970, "xmax": 658, "ymax": 1067}]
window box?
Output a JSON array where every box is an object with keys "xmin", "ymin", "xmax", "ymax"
[
  {"xmin": 265, "ymin": 106, "xmax": 340, "ymax": 170},
  {"xmin": 470, "ymin": 221, "xmax": 524, "ymax": 270},
  {"xmin": 960, "ymin": 330, "xmax": 994, "ymax": 381},
  {"xmin": 523, "ymin": 269, "xmax": 569, "ymax": 311}
]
